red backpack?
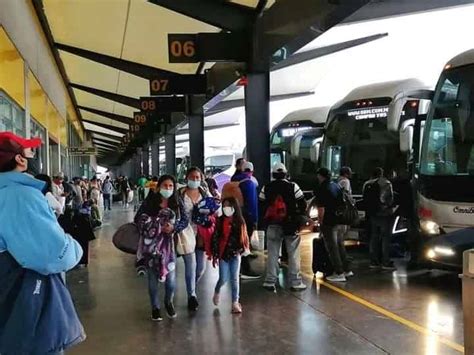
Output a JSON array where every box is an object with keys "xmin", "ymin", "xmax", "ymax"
[{"xmin": 264, "ymin": 195, "xmax": 288, "ymax": 223}]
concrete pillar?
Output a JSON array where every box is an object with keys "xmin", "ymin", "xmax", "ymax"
[
  {"xmin": 165, "ymin": 133, "xmax": 176, "ymax": 176},
  {"xmin": 142, "ymin": 145, "xmax": 150, "ymax": 176},
  {"xmin": 244, "ymin": 71, "xmax": 271, "ymax": 186},
  {"xmin": 151, "ymin": 135, "xmax": 160, "ymax": 176}
]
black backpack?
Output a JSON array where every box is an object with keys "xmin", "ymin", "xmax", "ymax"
[
  {"xmin": 335, "ymin": 186, "xmax": 359, "ymax": 226},
  {"xmin": 363, "ymin": 180, "xmax": 382, "ymax": 216}
]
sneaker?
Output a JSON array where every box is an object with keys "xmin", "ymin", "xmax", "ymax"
[
  {"xmin": 165, "ymin": 302, "xmax": 176, "ymax": 319},
  {"xmin": 240, "ymin": 270, "xmax": 261, "ymax": 280},
  {"xmin": 231, "ymin": 302, "xmax": 242, "ymax": 314},
  {"xmin": 382, "ymin": 263, "xmax": 396, "ymax": 271},
  {"xmin": 262, "ymin": 282, "xmax": 276, "ymax": 292},
  {"xmin": 151, "ymin": 308, "xmax": 162, "ymax": 321},
  {"xmin": 344, "ymin": 271, "xmax": 354, "ymax": 277},
  {"xmin": 213, "ymin": 293, "xmax": 220, "ymax": 306},
  {"xmin": 326, "ymin": 273, "xmax": 347, "ymax": 282},
  {"xmin": 290, "ymin": 283, "xmax": 307, "ymax": 292},
  {"xmin": 188, "ymin": 296, "xmax": 199, "ymax": 311},
  {"xmin": 314, "ymin": 271, "xmax": 325, "ymax": 279},
  {"xmin": 369, "ymin": 262, "xmax": 381, "ymax": 269}
]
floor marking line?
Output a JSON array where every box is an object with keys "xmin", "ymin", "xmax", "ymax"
[
  {"xmin": 257, "ymin": 252, "xmax": 464, "ymax": 353},
  {"xmin": 310, "ymin": 272, "xmax": 464, "ymax": 353}
]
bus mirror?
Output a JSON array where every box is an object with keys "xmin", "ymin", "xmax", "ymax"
[
  {"xmin": 388, "ymin": 97, "xmax": 407, "ymax": 132},
  {"xmin": 400, "ymin": 125, "xmax": 414, "ymax": 153},
  {"xmin": 310, "ymin": 141, "xmax": 321, "ymax": 164},
  {"xmin": 291, "ymin": 135, "xmax": 303, "ymax": 158}
]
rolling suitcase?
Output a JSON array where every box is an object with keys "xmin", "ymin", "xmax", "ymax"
[{"xmin": 312, "ymin": 236, "xmax": 333, "ymax": 276}]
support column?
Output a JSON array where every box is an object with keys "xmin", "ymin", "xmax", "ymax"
[
  {"xmin": 188, "ymin": 111, "xmax": 204, "ymax": 171},
  {"xmin": 151, "ymin": 135, "xmax": 160, "ymax": 176},
  {"xmin": 142, "ymin": 145, "xmax": 150, "ymax": 176},
  {"xmin": 244, "ymin": 71, "xmax": 271, "ymax": 186},
  {"xmin": 165, "ymin": 133, "xmax": 176, "ymax": 176}
]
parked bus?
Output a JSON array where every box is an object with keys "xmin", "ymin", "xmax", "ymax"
[
  {"xmin": 270, "ymin": 106, "xmax": 330, "ymax": 193},
  {"xmin": 318, "ymin": 79, "xmax": 432, "ymax": 240},
  {"xmin": 411, "ymin": 50, "xmax": 474, "ymax": 268}
]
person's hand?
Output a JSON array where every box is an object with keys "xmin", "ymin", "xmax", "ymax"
[{"xmin": 162, "ymin": 222, "xmax": 175, "ymax": 234}]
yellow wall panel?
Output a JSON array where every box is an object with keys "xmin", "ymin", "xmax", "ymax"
[
  {"xmin": 0, "ymin": 27, "xmax": 25, "ymax": 107},
  {"xmin": 46, "ymin": 100, "xmax": 60, "ymax": 142},
  {"xmin": 29, "ymin": 70, "xmax": 47, "ymax": 127}
]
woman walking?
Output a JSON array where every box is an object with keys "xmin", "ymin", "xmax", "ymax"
[
  {"xmin": 212, "ymin": 197, "xmax": 249, "ymax": 314},
  {"xmin": 135, "ymin": 175, "xmax": 188, "ymax": 320},
  {"xmin": 177, "ymin": 167, "xmax": 212, "ymax": 311}
]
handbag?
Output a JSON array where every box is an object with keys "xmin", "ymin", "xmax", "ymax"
[
  {"xmin": 250, "ymin": 230, "xmax": 260, "ymax": 250},
  {"xmin": 112, "ymin": 222, "xmax": 140, "ymax": 254}
]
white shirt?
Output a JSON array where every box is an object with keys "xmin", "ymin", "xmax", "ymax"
[
  {"xmin": 52, "ymin": 182, "xmax": 66, "ymax": 210},
  {"xmin": 45, "ymin": 192, "xmax": 63, "ymax": 216}
]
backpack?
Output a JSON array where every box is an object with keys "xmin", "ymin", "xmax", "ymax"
[
  {"xmin": 335, "ymin": 188, "xmax": 359, "ymax": 226},
  {"xmin": 363, "ymin": 180, "xmax": 382, "ymax": 216},
  {"xmin": 264, "ymin": 194, "xmax": 288, "ymax": 224},
  {"xmin": 221, "ymin": 179, "xmax": 249, "ymax": 207}
]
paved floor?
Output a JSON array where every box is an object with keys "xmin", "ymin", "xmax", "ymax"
[{"xmin": 67, "ymin": 205, "xmax": 464, "ymax": 355}]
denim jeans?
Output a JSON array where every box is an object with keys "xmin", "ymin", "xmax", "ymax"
[
  {"xmin": 182, "ymin": 249, "xmax": 207, "ymax": 297},
  {"xmin": 103, "ymin": 194, "xmax": 111, "ymax": 210},
  {"xmin": 369, "ymin": 215, "xmax": 392, "ymax": 265},
  {"xmin": 215, "ymin": 255, "xmax": 241, "ymax": 302},
  {"xmin": 147, "ymin": 268, "xmax": 176, "ymax": 309},
  {"xmin": 321, "ymin": 225, "xmax": 349, "ymax": 275},
  {"xmin": 264, "ymin": 225, "xmax": 302, "ymax": 287}
]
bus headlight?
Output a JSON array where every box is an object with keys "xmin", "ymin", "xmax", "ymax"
[
  {"xmin": 309, "ymin": 206, "xmax": 318, "ymax": 219},
  {"xmin": 420, "ymin": 220, "xmax": 440, "ymax": 236}
]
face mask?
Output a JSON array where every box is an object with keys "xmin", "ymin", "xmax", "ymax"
[
  {"xmin": 25, "ymin": 157, "xmax": 40, "ymax": 176},
  {"xmin": 187, "ymin": 180, "xmax": 201, "ymax": 189},
  {"xmin": 160, "ymin": 188, "xmax": 173, "ymax": 199},
  {"xmin": 223, "ymin": 207, "xmax": 235, "ymax": 217}
]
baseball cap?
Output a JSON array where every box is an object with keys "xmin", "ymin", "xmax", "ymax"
[
  {"xmin": 0, "ymin": 132, "xmax": 42, "ymax": 170},
  {"xmin": 272, "ymin": 162, "xmax": 287, "ymax": 174},
  {"xmin": 242, "ymin": 161, "xmax": 254, "ymax": 172}
]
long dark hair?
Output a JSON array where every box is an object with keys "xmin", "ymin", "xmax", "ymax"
[
  {"xmin": 138, "ymin": 174, "xmax": 178, "ymax": 217},
  {"xmin": 35, "ymin": 174, "xmax": 53, "ymax": 195},
  {"xmin": 186, "ymin": 166, "xmax": 204, "ymax": 181}
]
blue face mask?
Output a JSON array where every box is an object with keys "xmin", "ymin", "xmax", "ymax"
[
  {"xmin": 160, "ymin": 188, "xmax": 173, "ymax": 199},
  {"xmin": 187, "ymin": 180, "xmax": 201, "ymax": 189}
]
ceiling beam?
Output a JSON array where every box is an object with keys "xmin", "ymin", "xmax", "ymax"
[
  {"xmin": 79, "ymin": 106, "xmax": 133, "ymax": 125},
  {"xmin": 72, "ymin": 83, "xmax": 140, "ymax": 109},
  {"xmin": 94, "ymin": 141, "xmax": 117, "ymax": 149},
  {"xmin": 272, "ymin": 33, "xmax": 388, "ymax": 71},
  {"xmin": 91, "ymin": 133, "xmax": 122, "ymax": 143},
  {"xmin": 173, "ymin": 122, "xmax": 239, "ymax": 135},
  {"xmin": 82, "ymin": 119, "xmax": 129, "ymax": 134},
  {"xmin": 86, "ymin": 130, "xmax": 123, "ymax": 140},
  {"xmin": 92, "ymin": 138, "xmax": 120, "ymax": 147},
  {"xmin": 148, "ymin": 0, "xmax": 254, "ymax": 31}
]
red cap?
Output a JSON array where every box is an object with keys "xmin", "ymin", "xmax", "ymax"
[{"xmin": 0, "ymin": 132, "xmax": 42, "ymax": 171}]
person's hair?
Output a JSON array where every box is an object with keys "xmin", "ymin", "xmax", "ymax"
[
  {"xmin": 272, "ymin": 171, "xmax": 286, "ymax": 180},
  {"xmin": 317, "ymin": 167, "xmax": 331, "ymax": 180},
  {"xmin": 35, "ymin": 174, "xmax": 53, "ymax": 195},
  {"xmin": 235, "ymin": 158, "xmax": 245, "ymax": 168},
  {"xmin": 205, "ymin": 177, "xmax": 218, "ymax": 191},
  {"xmin": 373, "ymin": 167, "xmax": 384, "ymax": 178},
  {"xmin": 151, "ymin": 176, "xmax": 158, "ymax": 182},
  {"xmin": 0, "ymin": 155, "xmax": 19, "ymax": 173},
  {"xmin": 186, "ymin": 166, "xmax": 204, "ymax": 181},
  {"xmin": 105, "ymin": 176, "xmax": 109, "ymax": 180},
  {"xmin": 140, "ymin": 175, "xmax": 178, "ymax": 216},
  {"xmin": 340, "ymin": 166, "xmax": 352, "ymax": 177}
]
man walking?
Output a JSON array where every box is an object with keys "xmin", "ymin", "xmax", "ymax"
[
  {"xmin": 363, "ymin": 167, "xmax": 396, "ymax": 270},
  {"xmin": 102, "ymin": 176, "xmax": 113, "ymax": 211},
  {"xmin": 260, "ymin": 163, "xmax": 307, "ymax": 292},
  {"xmin": 314, "ymin": 168, "xmax": 352, "ymax": 282}
]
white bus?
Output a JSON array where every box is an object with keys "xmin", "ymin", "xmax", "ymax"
[
  {"xmin": 319, "ymin": 79, "xmax": 432, "ymax": 240},
  {"xmin": 270, "ymin": 106, "xmax": 330, "ymax": 193},
  {"xmin": 413, "ymin": 50, "xmax": 474, "ymax": 268}
]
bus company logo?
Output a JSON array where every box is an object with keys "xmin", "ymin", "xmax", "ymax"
[{"xmin": 453, "ymin": 206, "xmax": 474, "ymax": 214}]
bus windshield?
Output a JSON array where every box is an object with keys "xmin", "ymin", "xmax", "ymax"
[
  {"xmin": 322, "ymin": 108, "xmax": 405, "ymax": 193},
  {"xmin": 420, "ymin": 64, "xmax": 474, "ymax": 176}
]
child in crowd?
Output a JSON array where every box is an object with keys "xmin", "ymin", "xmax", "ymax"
[
  {"xmin": 212, "ymin": 197, "xmax": 250, "ymax": 314},
  {"xmin": 137, "ymin": 208, "xmax": 177, "ymax": 321}
]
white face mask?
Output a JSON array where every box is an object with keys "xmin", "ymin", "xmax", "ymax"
[{"xmin": 223, "ymin": 206, "xmax": 235, "ymax": 217}]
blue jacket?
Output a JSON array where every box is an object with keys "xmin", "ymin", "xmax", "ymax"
[
  {"xmin": 232, "ymin": 172, "xmax": 258, "ymax": 225},
  {"xmin": 0, "ymin": 172, "xmax": 83, "ymax": 275}
]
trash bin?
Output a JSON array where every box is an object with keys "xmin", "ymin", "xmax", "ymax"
[{"xmin": 462, "ymin": 249, "xmax": 474, "ymax": 354}]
